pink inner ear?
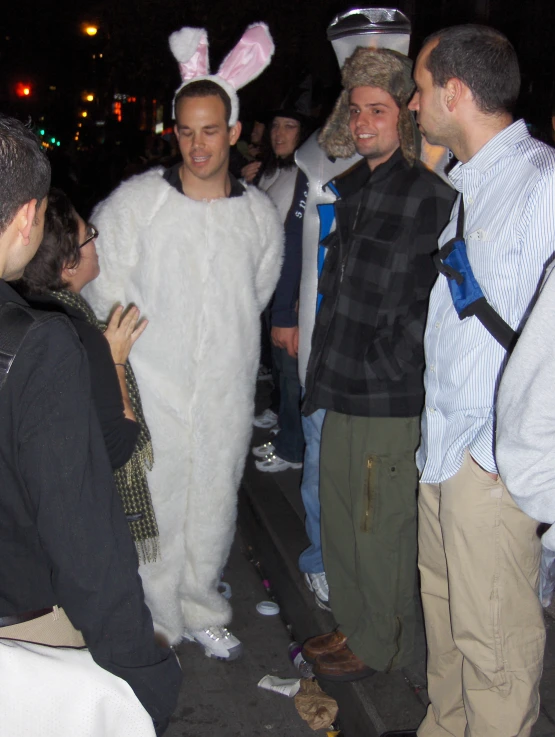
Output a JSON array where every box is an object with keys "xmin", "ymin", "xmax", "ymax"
[
  {"xmin": 179, "ymin": 35, "xmax": 209, "ymax": 81},
  {"xmin": 217, "ymin": 24, "xmax": 274, "ymax": 90}
]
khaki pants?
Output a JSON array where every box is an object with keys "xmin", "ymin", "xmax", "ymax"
[
  {"xmin": 320, "ymin": 411, "xmax": 420, "ymax": 670},
  {"xmin": 418, "ymin": 450, "xmax": 545, "ymax": 737},
  {"xmin": 0, "ymin": 607, "xmax": 85, "ymax": 648}
]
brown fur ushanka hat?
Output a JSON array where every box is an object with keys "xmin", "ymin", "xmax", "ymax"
[{"xmin": 319, "ymin": 46, "xmax": 416, "ymax": 164}]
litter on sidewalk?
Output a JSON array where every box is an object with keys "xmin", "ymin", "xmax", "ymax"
[
  {"xmin": 256, "ymin": 600, "xmax": 280, "ymax": 615},
  {"xmin": 217, "ymin": 581, "xmax": 232, "ymax": 600},
  {"xmin": 294, "ymin": 678, "xmax": 339, "ymax": 731},
  {"xmin": 258, "ymin": 674, "xmax": 301, "ymax": 697}
]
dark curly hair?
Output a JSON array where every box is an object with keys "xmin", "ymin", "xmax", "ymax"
[{"xmin": 20, "ymin": 188, "xmax": 81, "ymax": 295}]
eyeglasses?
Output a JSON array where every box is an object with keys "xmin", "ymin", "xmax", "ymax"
[{"xmin": 79, "ymin": 224, "xmax": 98, "ymax": 248}]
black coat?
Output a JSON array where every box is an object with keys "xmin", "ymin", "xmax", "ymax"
[
  {"xmin": 26, "ymin": 292, "xmax": 139, "ymax": 469},
  {"xmin": 0, "ymin": 280, "xmax": 181, "ymax": 721}
]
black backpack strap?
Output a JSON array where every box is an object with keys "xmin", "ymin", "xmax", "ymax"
[
  {"xmin": 456, "ymin": 194, "xmax": 465, "ymax": 238},
  {"xmin": 463, "ymin": 297, "xmax": 519, "ymax": 352},
  {"xmin": 0, "ymin": 302, "xmax": 65, "ymax": 390}
]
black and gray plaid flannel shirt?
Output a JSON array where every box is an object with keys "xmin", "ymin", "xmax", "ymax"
[{"xmin": 303, "ymin": 149, "xmax": 455, "ymax": 418}]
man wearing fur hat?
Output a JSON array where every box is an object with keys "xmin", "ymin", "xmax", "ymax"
[
  {"xmin": 301, "ymin": 47, "xmax": 454, "ymax": 680},
  {"xmin": 85, "ymin": 24, "xmax": 283, "ymax": 660}
]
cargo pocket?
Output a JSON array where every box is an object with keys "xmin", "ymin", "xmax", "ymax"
[{"xmin": 361, "ymin": 454, "xmax": 415, "ymax": 534}]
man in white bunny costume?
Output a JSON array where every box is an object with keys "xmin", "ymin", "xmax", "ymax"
[{"xmin": 85, "ymin": 24, "xmax": 283, "ymax": 658}]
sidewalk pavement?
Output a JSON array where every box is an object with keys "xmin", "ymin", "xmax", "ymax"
[
  {"xmin": 239, "ymin": 392, "xmax": 555, "ymax": 736},
  {"xmin": 166, "ymin": 538, "xmax": 317, "ymax": 737}
]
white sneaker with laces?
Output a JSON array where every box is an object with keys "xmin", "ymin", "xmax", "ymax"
[
  {"xmin": 253, "ymin": 408, "xmax": 279, "ymax": 429},
  {"xmin": 255, "ymin": 453, "xmax": 303, "ymax": 473},
  {"xmin": 252, "ymin": 442, "xmax": 275, "ymax": 458},
  {"xmin": 182, "ymin": 626, "xmax": 243, "ymax": 660},
  {"xmin": 304, "ymin": 572, "xmax": 331, "ymax": 611}
]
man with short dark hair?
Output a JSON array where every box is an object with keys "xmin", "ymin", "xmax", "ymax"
[
  {"xmin": 0, "ymin": 114, "xmax": 181, "ymax": 735},
  {"xmin": 406, "ymin": 24, "xmax": 555, "ymax": 737},
  {"xmin": 300, "ymin": 46, "xmax": 454, "ymax": 681},
  {"xmin": 85, "ymin": 25, "xmax": 282, "ymax": 659}
]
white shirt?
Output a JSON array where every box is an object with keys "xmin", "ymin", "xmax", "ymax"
[{"xmin": 418, "ymin": 119, "xmax": 555, "ymax": 483}]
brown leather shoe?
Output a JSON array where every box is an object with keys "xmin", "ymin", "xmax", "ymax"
[
  {"xmin": 313, "ymin": 643, "xmax": 375, "ymax": 682},
  {"xmin": 302, "ymin": 630, "xmax": 347, "ymax": 664}
]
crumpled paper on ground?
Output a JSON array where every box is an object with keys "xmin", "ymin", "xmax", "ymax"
[
  {"xmin": 258, "ymin": 674, "xmax": 301, "ymax": 697},
  {"xmin": 294, "ymin": 678, "xmax": 339, "ymax": 730}
]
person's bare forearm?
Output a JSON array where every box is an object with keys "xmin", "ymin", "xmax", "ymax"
[{"xmin": 115, "ymin": 365, "xmax": 137, "ymax": 422}]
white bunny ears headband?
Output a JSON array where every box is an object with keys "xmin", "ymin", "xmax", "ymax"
[{"xmin": 169, "ymin": 22, "xmax": 275, "ymax": 125}]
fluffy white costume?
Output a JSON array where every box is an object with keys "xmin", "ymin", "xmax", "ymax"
[{"xmin": 85, "ymin": 169, "xmax": 283, "ymax": 644}]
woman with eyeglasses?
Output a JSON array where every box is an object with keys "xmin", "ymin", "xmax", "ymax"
[{"xmin": 18, "ymin": 188, "xmax": 159, "ymax": 562}]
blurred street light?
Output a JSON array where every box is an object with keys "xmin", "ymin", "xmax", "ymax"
[
  {"xmin": 84, "ymin": 25, "xmax": 98, "ymax": 36},
  {"xmin": 86, "ymin": 94, "xmax": 94, "ymax": 102},
  {"xmin": 15, "ymin": 82, "xmax": 32, "ymax": 97}
]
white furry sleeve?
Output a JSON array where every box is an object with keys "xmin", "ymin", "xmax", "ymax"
[
  {"xmin": 84, "ymin": 171, "xmax": 165, "ymax": 321},
  {"xmin": 248, "ymin": 188, "xmax": 284, "ymax": 311}
]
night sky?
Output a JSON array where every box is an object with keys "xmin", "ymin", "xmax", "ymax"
[{"xmin": 2, "ymin": 1, "xmax": 554, "ymax": 149}]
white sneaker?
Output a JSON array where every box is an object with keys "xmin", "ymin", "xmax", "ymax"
[
  {"xmin": 255, "ymin": 452, "xmax": 303, "ymax": 473},
  {"xmin": 182, "ymin": 626, "xmax": 243, "ymax": 660},
  {"xmin": 304, "ymin": 572, "xmax": 331, "ymax": 611},
  {"xmin": 252, "ymin": 442, "xmax": 275, "ymax": 458},
  {"xmin": 253, "ymin": 408, "xmax": 278, "ymax": 429}
]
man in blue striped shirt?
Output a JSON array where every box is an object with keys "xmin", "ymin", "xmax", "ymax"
[{"xmin": 405, "ymin": 24, "xmax": 555, "ymax": 737}]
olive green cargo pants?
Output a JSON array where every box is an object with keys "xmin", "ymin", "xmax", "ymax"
[{"xmin": 320, "ymin": 411, "xmax": 420, "ymax": 670}]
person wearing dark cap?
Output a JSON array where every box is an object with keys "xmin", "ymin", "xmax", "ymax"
[
  {"xmin": 248, "ymin": 108, "xmax": 311, "ymax": 473},
  {"xmin": 301, "ymin": 46, "xmax": 454, "ymax": 681}
]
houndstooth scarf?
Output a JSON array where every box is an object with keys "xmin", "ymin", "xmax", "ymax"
[{"xmin": 49, "ymin": 289, "xmax": 159, "ymax": 563}]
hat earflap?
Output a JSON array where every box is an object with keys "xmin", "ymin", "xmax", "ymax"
[
  {"xmin": 318, "ymin": 91, "xmax": 356, "ymax": 159},
  {"xmin": 398, "ymin": 106, "xmax": 416, "ymax": 165}
]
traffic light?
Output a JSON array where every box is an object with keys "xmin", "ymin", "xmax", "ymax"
[
  {"xmin": 36, "ymin": 129, "xmax": 60, "ymax": 148},
  {"xmin": 15, "ymin": 82, "xmax": 32, "ymax": 98}
]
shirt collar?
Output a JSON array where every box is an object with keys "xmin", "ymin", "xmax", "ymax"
[
  {"xmin": 333, "ymin": 147, "xmax": 406, "ymax": 198},
  {"xmin": 228, "ymin": 173, "xmax": 245, "ymax": 197},
  {"xmin": 163, "ymin": 163, "xmax": 245, "ymax": 198},
  {"xmin": 449, "ymin": 119, "xmax": 530, "ymax": 191}
]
